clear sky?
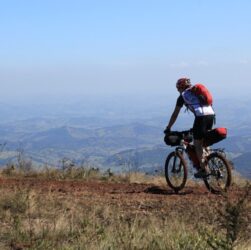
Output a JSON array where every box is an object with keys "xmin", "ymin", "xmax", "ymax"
[{"xmin": 0, "ymin": 0, "xmax": 251, "ymax": 103}]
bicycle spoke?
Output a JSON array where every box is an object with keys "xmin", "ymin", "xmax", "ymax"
[{"xmin": 204, "ymin": 152, "xmax": 231, "ymax": 193}]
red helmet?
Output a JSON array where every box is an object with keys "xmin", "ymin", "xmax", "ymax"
[{"xmin": 176, "ymin": 78, "xmax": 191, "ymax": 89}]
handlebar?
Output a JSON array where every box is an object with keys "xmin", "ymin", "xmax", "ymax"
[
  {"xmin": 164, "ymin": 129, "xmax": 193, "ymax": 146},
  {"xmin": 176, "ymin": 129, "xmax": 193, "ymax": 142}
]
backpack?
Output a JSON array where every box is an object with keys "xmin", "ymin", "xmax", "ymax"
[{"xmin": 190, "ymin": 83, "xmax": 213, "ymax": 106}]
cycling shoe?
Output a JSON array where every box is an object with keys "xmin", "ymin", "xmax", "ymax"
[{"xmin": 194, "ymin": 168, "xmax": 209, "ymax": 179}]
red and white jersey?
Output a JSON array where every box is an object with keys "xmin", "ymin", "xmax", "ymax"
[{"xmin": 182, "ymin": 89, "xmax": 215, "ymax": 116}]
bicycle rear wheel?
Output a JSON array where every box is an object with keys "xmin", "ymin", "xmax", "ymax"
[
  {"xmin": 203, "ymin": 152, "xmax": 232, "ymax": 194},
  {"xmin": 165, "ymin": 151, "xmax": 188, "ymax": 193}
]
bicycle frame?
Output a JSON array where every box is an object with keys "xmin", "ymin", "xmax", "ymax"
[
  {"xmin": 173, "ymin": 132, "xmax": 223, "ymax": 169},
  {"xmin": 174, "ymin": 138, "xmax": 199, "ymax": 170}
]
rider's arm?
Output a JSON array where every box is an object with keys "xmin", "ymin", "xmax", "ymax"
[{"xmin": 166, "ymin": 105, "xmax": 182, "ymax": 130}]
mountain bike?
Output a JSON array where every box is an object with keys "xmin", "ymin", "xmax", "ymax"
[{"xmin": 164, "ymin": 129, "xmax": 232, "ymax": 194}]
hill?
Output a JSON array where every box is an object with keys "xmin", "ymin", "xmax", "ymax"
[
  {"xmin": 1, "ymin": 120, "xmax": 251, "ymax": 178},
  {"xmin": 1, "ymin": 99, "xmax": 251, "ymax": 178},
  {"xmin": 233, "ymin": 152, "xmax": 251, "ymax": 179},
  {"xmin": 105, "ymin": 145, "xmax": 171, "ymax": 173},
  {"xmin": 0, "ymin": 174, "xmax": 250, "ymax": 249}
]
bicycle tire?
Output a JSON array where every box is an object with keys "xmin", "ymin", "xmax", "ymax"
[
  {"xmin": 203, "ymin": 152, "xmax": 232, "ymax": 194},
  {"xmin": 165, "ymin": 151, "xmax": 188, "ymax": 193}
]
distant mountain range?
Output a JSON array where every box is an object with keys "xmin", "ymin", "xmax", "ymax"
[
  {"xmin": 0, "ymin": 120, "xmax": 249, "ymax": 178},
  {"xmin": 232, "ymin": 152, "xmax": 251, "ymax": 178},
  {"xmin": 0, "ymin": 98, "xmax": 250, "ymax": 179},
  {"xmin": 20, "ymin": 124, "xmax": 162, "ymax": 150}
]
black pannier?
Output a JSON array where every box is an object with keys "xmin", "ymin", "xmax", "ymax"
[
  {"xmin": 164, "ymin": 131, "xmax": 182, "ymax": 146},
  {"xmin": 164, "ymin": 130, "xmax": 193, "ymax": 146},
  {"xmin": 204, "ymin": 128, "xmax": 227, "ymax": 146}
]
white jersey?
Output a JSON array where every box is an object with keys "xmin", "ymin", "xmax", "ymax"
[{"xmin": 182, "ymin": 89, "xmax": 215, "ymax": 117}]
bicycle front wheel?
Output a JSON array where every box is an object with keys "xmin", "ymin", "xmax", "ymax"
[
  {"xmin": 204, "ymin": 152, "xmax": 232, "ymax": 194},
  {"xmin": 165, "ymin": 151, "xmax": 188, "ymax": 193}
]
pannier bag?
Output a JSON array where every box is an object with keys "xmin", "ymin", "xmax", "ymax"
[
  {"xmin": 204, "ymin": 127, "xmax": 227, "ymax": 146},
  {"xmin": 164, "ymin": 131, "xmax": 182, "ymax": 146}
]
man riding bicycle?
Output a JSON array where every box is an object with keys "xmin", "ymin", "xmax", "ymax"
[{"xmin": 164, "ymin": 78, "xmax": 215, "ymax": 178}]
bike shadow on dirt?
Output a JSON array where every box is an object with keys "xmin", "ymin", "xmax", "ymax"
[{"xmin": 144, "ymin": 185, "xmax": 194, "ymax": 196}]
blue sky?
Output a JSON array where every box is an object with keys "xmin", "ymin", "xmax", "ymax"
[{"xmin": 0, "ymin": 0, "xmax": 251, "ymax": 102}]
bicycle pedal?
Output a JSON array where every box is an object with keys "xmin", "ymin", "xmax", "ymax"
[{"xmin": 194, "ymin": 170, "xmax": 209, "ymax": 179}]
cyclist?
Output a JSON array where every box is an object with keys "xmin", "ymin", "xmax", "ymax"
[{"xmin": 164, "ymin": 78, "xmax": 215, "ymax": 178}]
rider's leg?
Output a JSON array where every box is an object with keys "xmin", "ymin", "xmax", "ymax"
[
  {"xmin": 193, "ymin": 116, "xmax": 214, "ymax": 177},
  {"xmin": 193, "ymin": 117, "xmax": 205, "ymax": 168},
  {"xmin": 194, "ymin": 139, "xmax": 204, "ymax": 168}
]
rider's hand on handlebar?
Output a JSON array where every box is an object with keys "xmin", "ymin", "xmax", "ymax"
[{"xmin": 164, "ymin": 127, "xmax": 171, "ymax": 134}]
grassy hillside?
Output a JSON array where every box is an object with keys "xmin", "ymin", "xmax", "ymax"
[
  {"xmin": 0, "ymin": 166, "xmax": 250, "ymax": 249},
  {"xmin": 1, "ymin": 114, "xmax": 251, "ymax": 179}
]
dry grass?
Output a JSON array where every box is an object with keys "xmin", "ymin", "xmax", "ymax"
[
  {"xmin": 0, "ymin": 164, "xmax": 250, "ymax": 249},
  {"xmin": 0, "ymin": 187, "xmax": 220, "ymax": 249},
  {"xmin": 0, "ymin": 185, "xmax": 250, "ymax": 250},
  {"xmin": 0, "ymin": 165, "xmax": 167, "ymax": 186}
]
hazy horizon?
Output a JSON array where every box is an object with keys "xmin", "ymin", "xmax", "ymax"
[{"xmin": 1, "ymin": 1, "xmax": 251, "ymax": 104}]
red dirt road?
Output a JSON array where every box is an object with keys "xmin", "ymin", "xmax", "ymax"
[
  {"xmin": 0, "ymin": 177, "xmax": 247, "ymax": 216},
  {"xmin": 0, "ymin": 178, "xmax": 243, "ymax": 204}
]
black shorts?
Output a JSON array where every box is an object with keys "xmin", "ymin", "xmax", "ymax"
[{"xmin": 193, "ymin": 115, "xmax": 215, "ymax": 140}]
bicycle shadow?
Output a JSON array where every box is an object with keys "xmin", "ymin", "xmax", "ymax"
[{"xmin": 144, "ymin": 185, "xmax": 193, "ymax": 196}]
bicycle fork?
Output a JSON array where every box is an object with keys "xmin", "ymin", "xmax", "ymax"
[{"xmin": 171, "ymin": 149, "xmax": 183, "ymax": 173}]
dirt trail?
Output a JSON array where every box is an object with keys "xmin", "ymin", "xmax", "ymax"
[
  {"xmin": 1, "ymin": 177, "xmax": 250, "ymax": 250},
  {"xmin": 1, "ymin": 178, "xmax": 250, "ymax": 227},
  {"xmin": 0, "ymin": 178, "xmax": 242, "ymax": 201}
]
